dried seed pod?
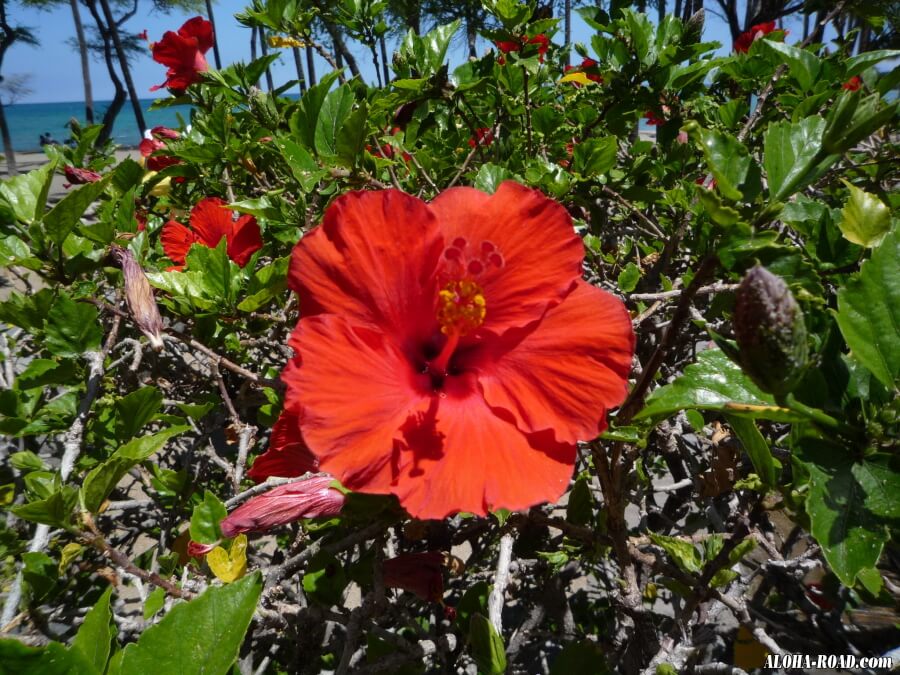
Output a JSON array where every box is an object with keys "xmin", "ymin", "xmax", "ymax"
[
  {"xmin": 110, "ymin": 245, "xmax": 165, "ymax": 352},
  {"xmin": 733, "ymin": 265, "xmax": 808, "ymax": 396}
]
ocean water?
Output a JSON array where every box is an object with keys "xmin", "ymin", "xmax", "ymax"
[{"xmin": 4, "ymin": 98, "xmax": 193, "ymax": 152}]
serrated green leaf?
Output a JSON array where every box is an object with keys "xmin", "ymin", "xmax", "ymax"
[
  {"xmin": 0, "ymin": 639, "xmax": 101, "ymax": 675},
  {"xmin": 697, "ymin": 188, "xmax": 741, "ymax": 226},
  {"xmin": 43, "ymin": 175, "xmax": 112, "ymax": 246},
  {"xmin": 314, "ymin": 85, "xmax": 355, "ymax": 157},
  {"xmin": 836, "ymin": 226, "xmax": 900, "ymax": 389},
  {"xmin": 838, "ymin": 180, "xmax": 891, "ymax": 248},
  {"xmin": 763, "ymin": 117, "xmax": 825, "ymax": 201},
  {"xmin": 72, "ymin": 586, "xmax": 114, "ymax": 672},
  {"xmin": 274, "ymin": 137, "xmax": 324, "ymax": 192},
  {"xmin": 44, "ymin": 294, "xmax": 103, "ymax": 358},
  {"xmin": 119, "ymin": 572, "xmax": 262, "ymax": 675},
  {"xmin": 17, "ymin": 358, "xmax": 78, "ymax": 389},
  {"xmin": 617, "ymin": 262, "xmax": 640, "ymax": 293},
  {"xmin": 468, "ymin": 613, "xmax": 507, "ymax": 675},
  {"xmin": 760, "ymin": 39, "xmax": 821, "ymax": 91},
  {"xmin": 795, "ymin": 438, "xmax": 897, "ymax": 586},
  {"xmin": 190, "ymin": 491, "xmax": 227, "ymax": 544},
  {"xmin": 648, "ymin": 532, "xmax": 702, "ymax": 574},
  {"xmin": 694, "ymin": 128, "xmax": 750, "ymax": 201},
  {"xmin": 82, "ymin": 426, "xmax": 190, "ymax": 512},
  {"xmin": 0, "ymin": 160, "xmax": 56, "ymax": 225},
  {"xmin": 635, "ymin": 349, "xmax": 799, "ymax": 422},
  {"xmin": 115, "ymin": 386, "xmax": 163, "ymax": 441},
  {"xmin": 474, "ymin": 164, "xmax": 520, "ymax": 194},
  {"xmin": 573, "ymin": 136, "xmax": 617, "ymax": 176},
  {"xmin": 289, "ymin": 70, "xmax": 342, "ymax": 150},
  {"xmin": 845, "ymin": 49, "xmax": 900, "ymax": 77},
  {"xmin": 12, "ymin": 486, "xmax": 79, "ymax": 527}
]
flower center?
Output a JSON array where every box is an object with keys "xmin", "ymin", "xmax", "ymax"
[{"xmin": 428, "ymin": 278, "xmax": 485, "ymax": 377}]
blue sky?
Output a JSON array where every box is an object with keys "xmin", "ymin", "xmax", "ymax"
[{"xmin": 3, "ymin": 2, "xmax": 805, "ymax": 105}]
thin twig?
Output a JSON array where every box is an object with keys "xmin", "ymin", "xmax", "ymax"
[
  {"xmin": 487, "ymin": 533, "xmax": 514, "ymax": 633},
  {"xmin": 602, "ymin": 186, "xmax": 667, "ymax": 239}
]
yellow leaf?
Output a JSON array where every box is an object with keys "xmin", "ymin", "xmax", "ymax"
[
  {"xmin": 733, "ymin": 625, "xmax": 768, "ymax": 670},
  {"xmin": 59, "ymin": 542, "xmax": 84, "ymax": 575},
  {"xmin": 207, "ymin": 534, "xmax": 248, "ymax": 583},
  {"xmin": 559, "ymin": 71, "xmax": 596, "ymax": 86}
]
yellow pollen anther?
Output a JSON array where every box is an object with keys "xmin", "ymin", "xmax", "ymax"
[{"xmin": 437, "ymin": 279, "xmax": 486, "ymax": 336}]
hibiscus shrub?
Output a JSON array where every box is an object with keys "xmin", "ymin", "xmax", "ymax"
[{"xmin": 1, "ymin": 3, "xmax": 899, "ymax": 674}]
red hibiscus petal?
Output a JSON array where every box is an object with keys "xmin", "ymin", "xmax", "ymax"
[
  {"xmin": 428, "ymin": 181, "xmax": 583, "ymax": 336},
  {"xmin": 465, "ymin": 280, "xmax": 634, "ymax": 444},
  {"xmin": 392, "ymin": 390, "xmax": 576, "ymax": 519},
  {"xmin": 247, "ymin": 411, "xmax": 319, "ymax": 483},
  {"xmin": 160, "ymin": 220, "xmax": 196, "ymax": 266},
  {"xmin": 288, "ymin": 190, "xmax": 444, "ymax": 340},
  {"xmin": 151, "ymin": 30, "xmax": 198, "ymax": 69},
  {"xmin": 178, "ymin": 16, "xmax": 214, "ymax": 53},
  {"xmin": 189, "ymin": 196, "xmax": 232, "ymax": 250},
  {"xmin": 227, "ymin": 213, "xmax": 263, "ymax": 267},
  {"xmin": 287, "ymin": 314, "xmax": 430, "ymax": 494}
]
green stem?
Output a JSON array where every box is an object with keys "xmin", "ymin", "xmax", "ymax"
[{"xmin": 779, "ymin": 393, "xmax": 862, "ymax": 439}]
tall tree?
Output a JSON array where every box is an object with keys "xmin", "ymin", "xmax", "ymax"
[
  {"xmin": 292, "ymin": 45, "xmax": 306, "ymax": 95},
  {"xmin": 96, "ymin": 0, "xmax": 145, "ymax": 134},
  {"xmin": 305, "ymin": 43, "xmax": 316, "ymax": 86},
  {"xmin": 84, "ymin": 0, "xmax": 126, "ymax": 145},
  {"xmin": 257, "ymin": 25, "xmax": 275, "ymax": 91},
  {"xmin": 0, "ymin": 1, "xmax": 37, "ymax": 175},
  {"xmin": 204, "ymin": 0, "xmax": 221, "ymax": 68},
  {"xmin": 70, "ymin": 0, "xmax": 93, "ymax": 124}
]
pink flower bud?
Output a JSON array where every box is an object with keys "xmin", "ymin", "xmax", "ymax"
[
  {"xmin": 110, "ymin": 245, "xmax": 165, "ymax": 351},
  {"xmin": 220, "ymin": 475, "xmax": 345, "ymax": 537},
  {"xmin": 382, "ymin": 551, "xmax": 445, "ymax": 602},
  {"xmin": 63, "ymin": 165, "xmax": 102, "ymax": 186}
]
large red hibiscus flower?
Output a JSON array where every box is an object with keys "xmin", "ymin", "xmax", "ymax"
[
  {"xmin": 281, "ymin": 182, "xmax": 634, "ymax": 520},
  {"xmin": 150, "ymin": 17, "xmax": 214, "ymax": 93},
  {"xmin": 161, "ymin": 197, "xmax": 262, "ymax": 269}
]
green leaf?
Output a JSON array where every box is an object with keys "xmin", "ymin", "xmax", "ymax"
[
  {"xmin": 17, "ymin": 359, "xmax": 78, "ymax": 389},
  {"xmin": 23, "ymin": 551, "xmax": 59, "ymax": 601},
  {"xmin": 566, "ymin": 476, "xmax": 593, "ymax": 526},
  {"xmin": 115, "ymin": 386, "xmax": 163, "ymax": 441},
  {"xmin": 837, "ymin": 180, "xmax": 891, "ymax": 248},
  {"xmin": 302, "ymin": 551, "xmax": 348, "ymax": 606},
  {"xmin": 289, "ymin": 70, "xmax": 342, "ymax": 149},
  {"xmin": 0, "ymin": 639, "xmax": 101, "ymax": 675},
  {"xmin": 314, "ymin": 85, "xmax": 355, "ymax": 157},
  {"xmin": 845, "ymin": 49, "xmax": 900, "ymax": 77},
  {"xmin": 72, "ymin": 586, "xmax": 114, "ymax": 673},
  {"xmin": 82, "ymin": 426, "xmax": 190, "ymax": 512},
  {"xmin": 573, "ymin": 136, "xmax": 617, "ymax": 176},
  {"xmin": 836, "ymin": 226, "xmax": 900, "ymax": 389},
  {"xmin": 635, "ymin": 349, "xmax": 799, "ymax": 422},
  {"xmin": 190, "ymin": 491, "xmax": 228, "ymax": 544},
  {"xmin": 274, "ymin": 137, "xmax": 324, "ymax": 192},
  {"xmin": 648, "ymin": 532, "xmax": 702, "ymax": 574},
  {"xmin": 0, "ymin": 160, "xmax": 55, "ymax": 225},
  {"xmin": 12, "ymin": 487, "xmax": 78, "ymax": 527},
  {"xmin": 335, "ymin": 100, "xmax": 368, "ymax": 167},
  {"xmin": 111, "ymin": 158, "xmax": 144, "ymax": 194},
  {"xmin": 468, "ymin": 613, "xmax": 507, "ymax": 675},
  {"xmin": 795, "ymin": 438, "xmax": 898, "ymax": 586},
  {"xmin": 0, "ymin": 234, "xmax": 41, "ymax": 269},
  {"xmin": 44, "ymin": 294, "xmax": 103, "ymax": 358},
  {"xmin": 760, "ymin": 39, "xmax": 821, "ymax": 91},
  {"xmin": 474, "ymin": 164, "xmax": 520, "ymax": 194},
  {"xmin": 184, "ymin": 240, "xmax": 241, "ymax": 307},
  {"xmin": 144, "ymin": 587, "xmax": 166, "ymax": 619},
  {"xmin": 763, "ymin": 117, "xmax": 825, "ymax": 201},
  {"xmin": 697, "ymin": 188, "xmax": 741, "ymax": 226},
  {"xmin": 617, "ymin": 262, "xmax": 640, "ymax": 293},
  {"xmin": 551, "ymin": 641, "xmax": 609, "ymax": 675},
  {"xmin": 455, "ymin": 581, "xmax": 489, "ymax": 631},
  {"xmin": 43, "ymin": 175, "xmax": 112, "ymax": 246},
  {"xmin": 694, "ymin": 128, "xmax": 750, "ymax": 201},
  {"xmin": 726, "ymin": 415, "xmax": 776, "ymax": 487},
  {"xmin": 119, "ymin": 572, "xmax": 262, "ymax": 675},
  {"xmin": 237, "ymin": 255, "xmax": 290, "ymax": 312}
]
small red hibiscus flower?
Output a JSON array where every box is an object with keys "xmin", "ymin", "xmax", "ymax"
[
  {"xmin": 495, "ymin": 34, "xmax": 549, "ymax": 65},
  {"xmin": 468, "ymin": 127, "xmax": 494, "ymax": 149},
  {"xmin": 150, "ymin": 16, "xmax": 214, "ymax": 93},
  {"xmin": 140, "ymin": 126, "xmax": 181, "ymax": 171},
  {"xmin": 220, "ymin": 475, "xmax": 346, "ymax": 537},
  {"xmin": 733, "ymin": 20, "xmax": 781, "ymax": 53},
  {"xmin": 63, "ymin": 165, "xmax": 102, "ymax": 188},
  {"xmin": 280, "ymin": 182, "xmax": 634, "ymax": 520},
  {"xmin": 644, "ymin": 109, "xmax": 666, "ymax": 126},
  {"xmin": 160, "ymin": 196, "xmax": 262, "ymax": 269},
  {"xmin": 842, "ymin": 75, "xmax": 862, "ymax": 91}
]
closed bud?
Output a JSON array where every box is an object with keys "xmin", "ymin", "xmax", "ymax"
[
  {"xmin": 110, "ymin": 245, "xmax": 165, "ymax": 352},
  {"xmin": 382, "ymin": 551, "xmax": 445, "ymax": 602},
  {"xmin": 733, "ymin": 265, "xmax": 808, "ymax": 396},
  {"xmin": 220, "ymin": 475, "xmax": 345, "ymax": 537}
]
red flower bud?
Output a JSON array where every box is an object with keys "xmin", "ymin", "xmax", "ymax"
[
  {"xmin": 220, "ymin": 476, "xmax": 345, "ymax": 537},
  {"xmin": 63, "ymin": 165, "xmax": 102, "ymax": 186},
  {"xmin": 188, "ymin": 540, "xmax": 216, "ymax": 557},
  {"xmin": 382, "ymin": 551, "xmax": 445, "ymax": 602},
  {"xmin": 842, "ymin": 75, "xmax": 862, "ymax": 91},
  {"xmin": 110, "ymin": 245, "xmax": 165, "ymax": 351}
]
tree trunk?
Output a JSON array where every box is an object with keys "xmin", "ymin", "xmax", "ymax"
[
  {"xmin": 258, "ymin": 27, "xmax": 275, "ymax": 92},
  {"xmin": 564, "ymin": 0, "xmax": 571, "ymax": 66},
  {"xmin": 323, "ymin": 21, "xmax": 360, "ymax": 78},
  {"xmin": 306, "ymin": 44, "xmax": 316, "ymax": 86},
  {"xmin": 802, "ymin": 9, "xmax": 810, "ymax": 40},
  {"xmin": 204, "ymin": 0, "xmax": 222, "ymax": 69},
  {"xmin": 658, "ymin": 0, "xmax": 665, "ymax": 26},
  {"xmin": 465, "ymin": 3, "xmax": 477, "ymax": 58},
  {"xmin": 70, "ymin": 0, "xmax": 93, "ymax": 125},
  {"xmin": 292, "ymin": 46, "xmax": 306, "ymax": 95},
  {"xmin": 250, "ymin": 25, "xmax": 257, "ymax": 63},
  {"xmin": 0, "ymin": 99, "xmax": 16, "ymax": 175},
  {"xmin": 379, "ymin": 34, "xmax": 389, "ymax": 86},
  {"xmin": 98, "ymin": 0, "xmax": 145, "ymax": 135},
  {"xmin": 86, "ymin": 0, "xmax": 126, "ymax": 146},
  {"xmin": 674, "ymin": 0, "xmax": 683, "ymax": 22}
]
